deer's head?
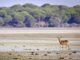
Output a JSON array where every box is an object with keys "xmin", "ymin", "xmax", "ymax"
[{"xmin": 57, "ymin": 35, "xmax": 62, "ymax": 39}]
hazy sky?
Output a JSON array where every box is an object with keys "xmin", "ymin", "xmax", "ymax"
[{"xmin": 0, "ymin": 0, "xmax": 80, "ymax": 7}]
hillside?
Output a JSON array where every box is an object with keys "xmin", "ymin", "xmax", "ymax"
[{"xmin": 0, "ymin": 4, "xmax": 80, "ymax": 27}]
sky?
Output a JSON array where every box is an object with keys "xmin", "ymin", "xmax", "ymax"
[{"xmin": 0, "ymin": 0, "xmax": 80, "ymax": 7}]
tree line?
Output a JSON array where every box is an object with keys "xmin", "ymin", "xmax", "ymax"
[{"xmin": 0, "ymin": 4, "xmax": 80, "ymax": 27}]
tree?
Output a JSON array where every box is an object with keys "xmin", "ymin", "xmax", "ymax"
[
  {"xmin": 23, "ymin": 3, "xmax": 38, "ymax": 8},
  {"xmin": 48, "ymin": 16, "xmax": 61, "ymax": 27},
  {"xmin": 0, "ymin": 4, "xmax": 80, "ymax": 27},
  {"xmin": 68, "ymin": 14, "xmax": 80, "ymax": 24},
  {"xmin": 23, "ymin": 12, "xmax": 36, "ymax": 27},
  {"xmin": 3, "ymin": 15, "xmax": 12, "ymax": 27},
  {"xmin": 0, "ymin": 9, "xmax": 7, "ymax": 17},
  {"xmin": 0, "ymin": 17, "xmax": 4, "ymax": 26}
]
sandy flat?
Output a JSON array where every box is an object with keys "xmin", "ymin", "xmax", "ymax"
[{"xmin": 0, "ymin": 28, "xmax": 80, "ymax": 60}]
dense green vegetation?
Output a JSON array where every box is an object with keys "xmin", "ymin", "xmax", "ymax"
[{"xmin": 0, "ymin": 4, "xmax": 80, "ymax": 27}]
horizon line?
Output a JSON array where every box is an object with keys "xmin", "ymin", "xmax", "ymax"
[{"xmin": 0, "ymin": 3, "xmax": 80, "ymax": 7}]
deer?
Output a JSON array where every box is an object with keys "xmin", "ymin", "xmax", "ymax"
[{"xmin": 57, "ymin": 35, "xmax": 70, "ymax": 50}]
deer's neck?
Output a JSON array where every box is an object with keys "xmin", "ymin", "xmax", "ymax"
[{"xmin": 58, "ymin": 38, "xmax": 61, "ymax": 43}]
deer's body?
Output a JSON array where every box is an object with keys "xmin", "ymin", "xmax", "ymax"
[
  {"xmin": 59, "ymin": 40, "xmax": 68, "ymax": 45},
  {"xmin": 57, "ymin": 36, "xmax": 70, "ymax": 50}
]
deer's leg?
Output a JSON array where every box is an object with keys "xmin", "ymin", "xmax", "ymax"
[
  {"xmin": 64, "ymin": 45, "xmax": 68, "ymax": 50},
  {"xmin": 61, "ymin": 45, "xmax": 63, "ymax": 50},
  {"xmin": 60, "ymin": 45, "xmax": 62, "ymax": 50},
  {"xmin": 67, "ymin": 44, "xmax": 70, "ymax": 50}
]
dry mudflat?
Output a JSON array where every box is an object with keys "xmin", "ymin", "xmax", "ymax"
[{"xmin": 0, "ymin": 50, "xmax": 80, "ymax": 60}]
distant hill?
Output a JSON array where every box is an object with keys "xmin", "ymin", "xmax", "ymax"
[{"xmin": 0, "ymin": 4, "xmax": 80, "ymax": 27}]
